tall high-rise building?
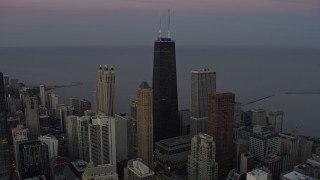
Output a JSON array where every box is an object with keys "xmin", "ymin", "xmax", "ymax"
[
  {"xmin": 179, "ymin": 109, "xmax": 191, "ymax": 136},
  {"xmin": 3, "ymin": 75, "xmax": 9, "ymax": 87},
  {"xmin": 239, "ymin": 152, "xmax": 254, "ymax": 174},
  {"xmin": 77, "ymin": 116, "xmax": 90, "ymax": 162},
  {"xmin": 0, "ymin": 72, "xmax": 10, "ymax": 179},
  {"xmin": 248, "ymin": 128, "xmax": 280, "ymax": 161},
  {"xmin": 38, "ymin": 135, "xmax": 58, "ymax": 160},
  {"xmin": 137, "ymin": 82, "xmax": 153, "ymax": 168},
  {"xmin": 25, "ymin": 96, "xmax": 40, "ymax": 138},
  {"xmin": 115, "ymin": 113, "xmax": 133, "ymax": 162},
  {"xmin": 88, "ymin": 116, "xmax": 116, "ymax": 166},
  {"xmin": 47, "ymin": 93, "xmax": 59, "ymax": 111},
  {"xmin": 188, "ymin": 133, "xmax": 218, "ymax": 180},
  {"xmin": 66, "ymin": 115, "xmax": 79, "ymax": 160},
  {"xmin": 279, "ymin": 134, "xmax": 298, "ymax": 172},
  {"xmin": 80, "ymin": 99, "xmax": 91, "ymax": 116},
  {"xmin": 191, "ymin": 69, "xmax": 216, "ymax": 118},
  {"xmin": 190, "ymin": 69, "xmax": 216, "ymax": 136},
  {"xmin": 208, "ymin": 92, "xmax": 235, "ymax": 177},
  {"xmin": 70, "ymin": 96, "xmax": 80, "ymax": 116},
  {"xmin": 152, "ymin": 30, "xmax": 179, "ymax": 142},
  {"xmin": 18, "ymin": 140, "xmax": 50, "ymax": 179},
  {"xmin": 130, "ymin": 100, "xmax": 138, "ymax": 157},
  {"xmin": 251, "ymin": 108, "xmax": 267, "ymax": 126},
  {"xmin": 39, "ymin": 85, "xmax": 45, "ymax": 107},
  {"xmin": 269, "ymin": 110, "xmax": 283, "ymax": 133},
  {"xmin": 95, "ymin": 65, "xmax": 116, "ymax": 116}
]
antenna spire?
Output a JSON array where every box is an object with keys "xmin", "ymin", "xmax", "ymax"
[
  {"xmin": 168, "ymin": 8, "xmax": 171, "ymax": 38},
  {"xmin": 159, "ymin": 16, "xmax": 162, "ymax": 38}
]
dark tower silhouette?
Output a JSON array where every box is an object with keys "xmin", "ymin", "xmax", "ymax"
[
  {"xmin": 208, "ymin": 92, "xmax": 235, "ymax": 177},
  {"xmin": 152, "ymin": 10, "xmax": 179, "ymax": 142},
  {"xmin": 0, "ymin": 72, "xmax": 10, "ymax": 179}
]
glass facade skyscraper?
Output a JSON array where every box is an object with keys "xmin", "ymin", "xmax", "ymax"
[
  {"xmin": 0, "ymin": 72, "xmax": 10, "ymax": 179},
  {"xmin": 152, "ymin": 37, "xmax": 179, "ymax": 142}
]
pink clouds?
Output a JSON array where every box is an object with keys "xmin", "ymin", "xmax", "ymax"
[{"xmin": 1, "ymin": 0, "xmax": 319, "ymax": 15}]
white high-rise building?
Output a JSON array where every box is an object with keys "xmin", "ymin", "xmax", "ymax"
[
  {"xmin": 269, "ymin": 110, "xmax": 283, "ymax": 133},
  {"xmin": 88, "ymin": 116, "xmax": 116, "ymax": 166},
  {"xmin": 47, "ymin": 93, "xmax": 59, "ymax": 110},
  {"xmin": 39, "ymin": 85, "xmax": 45, "ymax": 107},
  {"xmin": 188, "ymin": 133, "xmax": 218, "ymax": 180},
  {"xmin": 38, "ymin": 135, "xmax": 58, "ymax": 159},
  {"xmin": 95, "ymin": 65, "xmax": 116, "ymax": 116},
  {"xmin": 190, "ymin": 69, "xmax": 216, "ymax": 136}
]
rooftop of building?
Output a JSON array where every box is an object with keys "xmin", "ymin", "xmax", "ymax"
[
  {"xmin": 139, "ymin": 81, "xmax": 151, "ymax": 89},
  {"xmin": 128, "ymin": 159, "xmax": 154, "ymax": 178},
  {"xmin": 156, "ymin": 135, "xmax": 191, "ymax": 149},
  {"xmin": 39, "ymin": 134, "xmax": 57, "ymax": 140},
  {"xmin": 83, "ymin": 164, "xmax": 117, "ymax": 178},
  {"xmin": 247, "ymin": 168, "xmax": 269, "ymax": 177},
  {"xmin": 250, "ymin": 125, "xmax": 278, "ymax": 139},
  {"xmin": 155, "ymin": 37, "xmax": 174, "ymax": 42},
  {"xmin": 191, "ymin": 69, "xmax": 216, "ymax": 74},
  {"xmin": 282, "ymin": 171, "xmax": 314, "ymax": 180},
  {"xmin": 251, "ymin": 108, "xmax": 266, "ymax": 113},
  {"xmin": 70, "ymin": 160, "xmax": 88, "ymax": 173}
]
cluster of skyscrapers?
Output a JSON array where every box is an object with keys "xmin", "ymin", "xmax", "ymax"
[{"xmin": 1, "ymin": 19, "xmax": 320, "ymax": 180}]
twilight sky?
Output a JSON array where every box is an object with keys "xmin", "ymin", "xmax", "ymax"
[{"xmin": 1, "ymin": 0, "xmax": 320, "ymax": 47}]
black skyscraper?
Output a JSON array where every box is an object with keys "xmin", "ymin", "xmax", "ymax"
[
  {"xmin": 152, "ymin": 35, "xmax": 180, "ymax": 142},
  {"xmin": 0, "ymin": 72, "xmax": 10, "ymax": 179}
]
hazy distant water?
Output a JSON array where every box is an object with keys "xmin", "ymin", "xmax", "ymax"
[{"xmin": 1, "ymin": 45, "xmax": 320, "ymax": 137}]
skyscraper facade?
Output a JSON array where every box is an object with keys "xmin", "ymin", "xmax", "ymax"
[
  {"xmin": 208, "ymin": 92, "xmax": 235, "ymax": 177},
  {"xmin": 18, "ymin": 140, "xmax": 50, "ymax": 179},
  {"xmin": 70, "ymin": 96, "xmax": 80, "ymax": 116},
  {"xmin": 269, "ymin": 110, "xmax": 283, "ymax": 133},
  {"xmin": 77, "ymin": 116, "xmax": 90, "ymax": 162},
  {"xmin": 66, "ymin": 115, "xmax": 79, "ymax": 161},
  {"xmin": 95, "ymin": 66, "xmax": 116, "ymax": 116},
  {"xmin": 137, "ymin": 82, "xmax": 153, "ymax": 168},
  {"xmin": 251, "ymin": 108, "xmax": 267, "ymax": 126},
  {"xmin": 0, "ymin": 72, "xmax": 10, "ymax": 180},
  {"xmin": 39, "ymin": 85, "xmax": 45, "ymax": 107},
  {"xmin": 130, "ymin": 100, "xmax": 138, "ymax": 157},
  {"xmin": 88, "ymin": 116, "xmax": 116, "ymax": 166},
  {"xmin": 80, "ymin": 99, "xmax": 91, "ymax": 116},
  {"xmin": 190, "ymin": 69, "xmax": 216, "ymax": 136},
  {"xmin": 188, "ymin": 133, "xmax": 218, "ymax": 180},
  {"xmin": 191, "ymin": 69, "xmax": 216, "ymax": 118},
  {"xmin": 152, "ymin": 35, "xmax": 179, "ymax": 142},
  {"xmin": 115, "ymin": 113, "xmax": 133, "ymax": 162},
  {"xmin": 25, "ymin": 96, "xmax": 40, "ymax": 138}
]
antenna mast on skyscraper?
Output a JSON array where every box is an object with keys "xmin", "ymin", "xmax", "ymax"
[
  {"xmin": 168, "ymin": 9, "xmax": 171, "ymax": 38},
  {"xmin": 159, "ymin": 16, "xmax": 162, "ymax": 38}
]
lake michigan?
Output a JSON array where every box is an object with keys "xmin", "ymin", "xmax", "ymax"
[{"xmin": 1, "ymin": 45, "xmax": 320, "ymax": 136}]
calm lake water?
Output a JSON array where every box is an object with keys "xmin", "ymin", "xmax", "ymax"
[{"xmin": 1, "ymin": 45, "xmax": 320, "ymax": 136}]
